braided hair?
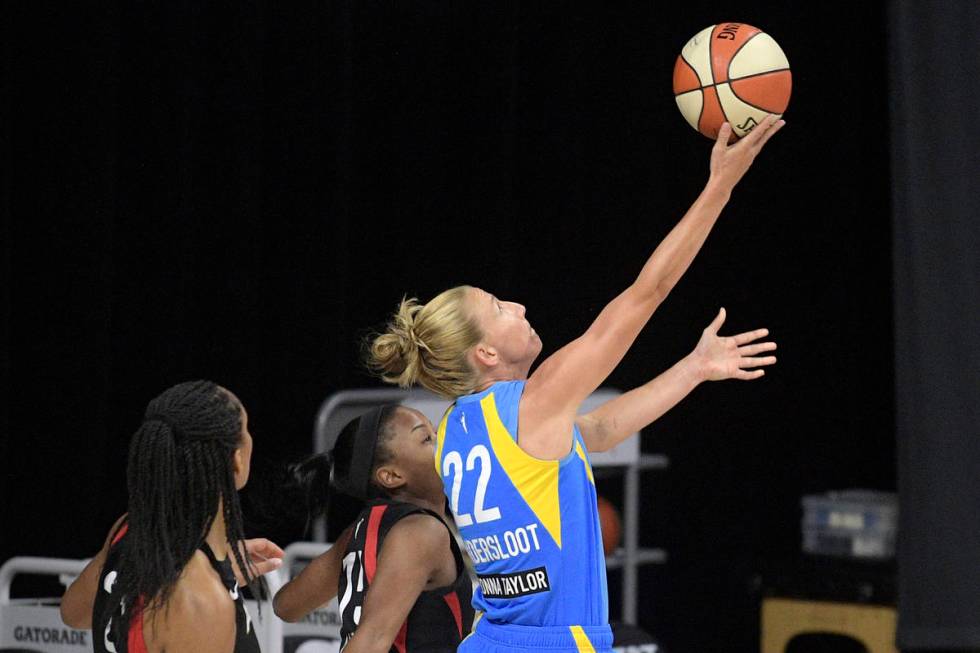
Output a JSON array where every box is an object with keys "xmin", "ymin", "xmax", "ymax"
[{"xmin": 108, "ymin": 380, "xmax": 260, "ymax": 638}]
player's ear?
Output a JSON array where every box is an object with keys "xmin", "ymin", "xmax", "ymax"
[
  {"xmin": 375, "ymin": 464, "xmax": 405, "ymax": 491},
  {"xmin": 472, "ymin": 342, "xmax": 498, "ymax": 368},
  {"xmin": 232, "ymin": 431, "xmax": 252, "ymax": 490}
]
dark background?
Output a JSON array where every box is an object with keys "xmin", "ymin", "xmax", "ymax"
[{"xmin": 7, "ymin": 1, "xmax": 960, "ymax": 651}]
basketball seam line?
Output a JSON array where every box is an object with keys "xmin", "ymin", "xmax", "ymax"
[
  {"xmin": 725, "ymin": 30, "xmax": 764, "ymax": 83},
  {"xmin": 673, "ymin": 67, "xmax": 791, "ymax": 96},
  {"xmin": 678, "ymin": 50, "xmax": 703, "ymax": 91},
  {"xmin": 726, "ymin": 82, "xmax": 786, "ymax": 119},
  {"xmin": 697, "ymin": 89, "xmax": 705, "ymax": 131},
  {"xmin": 704, "ymin": 27, "xmax": 729, "ymax": 138},
  {"xmin": 708, "ymin": 25, "xmax": 717, "ymax": 87},
  {"xmin": 716, "ymin": 86, "xmax": 732, "ymax": 137},
  {"xmin": 677, "ymin": 50, "xmax": 704, "ymax": 130}
]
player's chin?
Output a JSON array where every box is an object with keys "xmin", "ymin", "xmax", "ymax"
[{"xmin": 529, "ymin": 336, "xmax": 543, "ymax": 359}]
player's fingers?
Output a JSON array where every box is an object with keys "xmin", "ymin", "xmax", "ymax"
[
  {"xmin": 714, "ymin": 122, "xmax": 733, "ymax": 150},
  {"xmin": 736, "ymin": 368, "xmax": 766, "ymax": 380},
  {"xmin": 733, "ymin": 328, "xmax": 769, "ymax": 345},
  {"xmin": 262, "ymin": 540, "xmax": 285, "ymax": 558},
  {"xmin": 745, "ymin": 113, "xmax": 776, "ymax": 146},
  {"xmin": 738, "ymin": 341, "xmax": 777, "ymax": 356},
  {"xmin": 740, "ymin": 356, "xmax": 777, "ymax": 368},
  {"xmin": 756, "ymin": 117, "xmax": 786, "ymax": 149},
  {"xmin": 245, "ymin": 537, "xmax": 285, "ymax": 560},
  {"xmin": 706, "ymin": 307, "xmax": 726, "ymax": 334},
  {"xmin": 251, "ymin": 558, "xmax": 284, "ymax": 577}
]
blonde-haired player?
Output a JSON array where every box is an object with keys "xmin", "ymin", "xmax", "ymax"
[{"xmin": 369, "ymin": 116, "xmax": 783, "ymax": 653}]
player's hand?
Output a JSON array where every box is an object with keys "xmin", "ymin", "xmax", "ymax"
[
  {"xmin": 231, "ymin": 537, "xmax": 284, "ymax": 585},
  {"xmin": 708, "ymin": 114, "xmax": 785, "ymax": 192},
  {"xmin": 690, "ymin": 308, "xmax": 777, "ymax": 381}
]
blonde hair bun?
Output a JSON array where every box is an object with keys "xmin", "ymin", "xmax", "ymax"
[
  {"xmin": 368, "ymin": 297, "xmax": 423, "ymax": 382},
  {"xmin": 366, "ymin": 287, "xmax": 482, "ymax": 399}
]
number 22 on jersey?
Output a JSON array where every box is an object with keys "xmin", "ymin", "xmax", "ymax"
[{"xmin": 442, "ymin": 444, "xmax": 501, "ymax": 527}]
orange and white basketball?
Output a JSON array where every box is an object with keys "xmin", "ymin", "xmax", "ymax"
[{"xmin": 673, "ymin": 23, "xmax": 791, "ymax": 140}]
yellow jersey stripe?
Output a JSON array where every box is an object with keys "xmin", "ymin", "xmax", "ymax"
[
  {"xmin": 574, "ymin": 439, "xmax": 595, "ymax": 486},
  {"xmin": 434, "ymin": 408, "xmax": 451, "ymax": 474},
  {"xmin": 570, "ymin": 625, "xmax": 597, "ymax": 653},
  {"xmin": 479, "ymin": 393, "xmax": 563, "ymax": 549}
]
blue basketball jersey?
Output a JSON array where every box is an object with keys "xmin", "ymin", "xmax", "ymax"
[{"xmin": 435, "ymin": 380, "xmax": 609, "ymax": 631}]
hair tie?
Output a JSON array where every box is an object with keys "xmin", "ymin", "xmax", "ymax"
[
  {"xmin": 407, "ymin": 327, "xmax": 430, "ymax": 353},
  {"xmin": 144, "ymin": 413, "xmax": 185, "ymax": 441}
]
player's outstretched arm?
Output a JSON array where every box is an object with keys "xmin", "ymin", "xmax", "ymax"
[
  {"xmin": 576, "ymin": 308, "xmax": 776, "ymax": 452},
  {"xmin": 60, "ymin": 514, "xmax": 127, "ymax": 629},
  {"xmin": 522, "ymin": 118, "xmax": 783, "ymax": 458},
  {"xmin": 274, "ymin": 525, "xmax": 352, "ymax": 623}
]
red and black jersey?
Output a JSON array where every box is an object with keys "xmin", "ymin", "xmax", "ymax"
[
  {"xmin": 338, "ymin": 498, "xmax": 474, "ymax": 653},
  {"xmin": 92, "ymin": 522, "xmax": 260, "ymax": 653}
]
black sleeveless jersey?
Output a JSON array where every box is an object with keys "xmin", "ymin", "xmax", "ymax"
[
  {"xmin": 338, "ymin": 499, "xmax": 474, "ymax": 653},
  {"xmin": 92, "ymin": 522, "xmax": 261, "ymax": 653}
]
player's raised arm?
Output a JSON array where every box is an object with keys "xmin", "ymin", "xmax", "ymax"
[
  {"xmin": 522, "ymin": 116, "xmax": 784, "ymax": 446},
  {"xmin": 576, "ymin": 308, "xmax": 777, "ymax": 452}
]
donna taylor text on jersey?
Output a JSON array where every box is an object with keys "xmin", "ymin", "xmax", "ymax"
[{"xmin": 464, "ymin": 523, "xmax": 551, "ymax": 600}]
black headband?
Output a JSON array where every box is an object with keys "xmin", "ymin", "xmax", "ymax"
[
  {"xmin": 144, "ymin": 412, "xmax": 184, "ymax": 441},
  {"xmin": 345, "ymin": 406, "xmax": 388, "ymax": 500}
]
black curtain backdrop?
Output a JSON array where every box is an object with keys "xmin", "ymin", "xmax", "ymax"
[
  {"xmin": 890, "ymin": 1, "xmax": 980, "ymax": 649},
  {"xmin": 3, "ymin": 3, "xmax": 899, "ymax": 651}
]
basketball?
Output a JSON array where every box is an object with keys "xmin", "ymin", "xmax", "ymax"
[
  {"xmin": 673, "ymin": 23, "xmax": 791, "ymax": 140},
  {"xmin": 597, "ymin": 495, "xmax": 622, "ymax": 556}
]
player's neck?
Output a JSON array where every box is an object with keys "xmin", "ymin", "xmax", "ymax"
[
  {"xmin": 474, "ymin": 365, "xmax": 527, "ymax": 392},
  {"xmin": 391, "ymin": 489, "xmax": 446, "ymax": 517},
  {"xmin": 204, "ymin": 500, "xmax": 229, "ymax": 560}
]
